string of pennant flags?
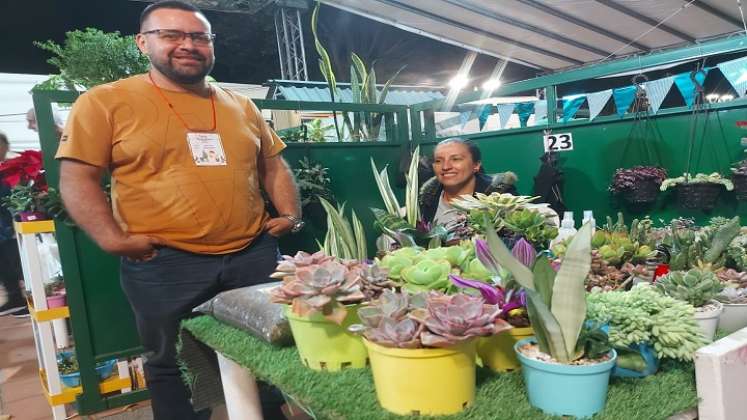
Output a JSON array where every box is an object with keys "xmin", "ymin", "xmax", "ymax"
[{"xmin": 461, "ymin": 55, "xmax": 747, "ymax": 131}]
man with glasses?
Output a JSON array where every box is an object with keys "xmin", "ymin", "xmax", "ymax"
[{"xmin": 55, "ymin": 1, "xmax": 300, "ymax": 418}]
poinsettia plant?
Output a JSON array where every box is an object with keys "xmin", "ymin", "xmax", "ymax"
[
  {"xmin": 0, "ymin": 150, "xmax": 46, "ymax": 190},
  {"xmin": 609, "ymin": 166, "xmax": 667, "ymax": 194}
]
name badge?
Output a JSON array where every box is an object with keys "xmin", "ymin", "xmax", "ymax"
[{"xmin": 186, "ymin": 132, "xmax": 227, "ymax": 166}]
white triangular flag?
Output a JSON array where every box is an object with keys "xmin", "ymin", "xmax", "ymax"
[
  {"xmin": 586, "ymin": 89, "xmax": 612, "ymax": 121},
  {"xmin": 718, "ymin": 56, "xmax": 747, "ymax": 98},
  {"xmin": 642, "ymin": 76, "xmax": 674, "ymax": 114},
  {"xmin": 534, "ymin": 100, "xmax": 547, "ymax": 124},
  {"xmin": 496, "ymin": 104, "xmax": 515, "ymax": 129}
]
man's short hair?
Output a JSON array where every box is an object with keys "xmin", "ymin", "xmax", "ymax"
[
  {"xmin": 0, "ymin": 132, "xmax": 8, "ymax": 146},
  {"xmin": 140, "ymin": 1, "xmax": 205, "ymax": 30}
]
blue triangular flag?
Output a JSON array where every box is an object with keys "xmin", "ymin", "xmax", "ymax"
[
  {"xmin": 496, "ymin": 103, "xmax": 515, "ymax": 129},
  {"xmin": 613, "ymin": 86, "xmax": 637, "ymax": 117},
  {"xmin": 674, "ymin": 69, "xmax": 709, "ymax": 108},
  {"xmin": 562, "ymin": 95, "xmax": 586, "ymax": 123},
  {"xmin": 515, "ymin": 102, "xmax": 535, "ymax": 128},
  {"xmin": 717, "ymin": 56, "xmax": 747, "ymax": 98},
  {"xmin": 642, "ymin": 76, "xmax": 675, "ymax": 114},
  {"xmin": 459, "ymin": 111, "xmax": 471, "ymax": 129},
  {"xmin": 478, "ymin": 105, "xmax": 492, "ymax": 131},
  {"xmin": 586, "ymin": 89, "xmax": 612, "ymax": 121}
]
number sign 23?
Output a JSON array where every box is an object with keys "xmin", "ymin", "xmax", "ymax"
[{"xmin": 543, "ymin": 133, "xmax": 573, "ymax": 152}]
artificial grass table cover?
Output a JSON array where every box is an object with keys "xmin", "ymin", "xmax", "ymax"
[{"xmin": 180, "ymin": 315, "xmax": 697, "ymax": 420}]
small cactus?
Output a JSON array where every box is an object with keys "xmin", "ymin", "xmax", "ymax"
[{"xmin": 656, "ymin": 269, "xmax": 723, "ymax": 308}]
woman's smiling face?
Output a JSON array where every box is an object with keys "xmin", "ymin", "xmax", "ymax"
[{"xmin": 432, "ymin": 142, "xmax": 481, "ymax": 190}]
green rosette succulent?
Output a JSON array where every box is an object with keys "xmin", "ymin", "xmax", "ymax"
[
  {"xmin": 655, "ymin": 269, "xmax": 724, "ymax": 308},
  {"xmin": 461, "ymin": 258, "xmax": 492, "ymax": 282},
  {"xmin": 400, "ymin": 259, "xmax": 452, "ymax": 293}
]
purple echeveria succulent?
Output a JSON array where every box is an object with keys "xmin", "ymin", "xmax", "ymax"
[
  {"xmin": 410, "ymin": 292, "xmax": 510, "ymax": 348},
  {"xmin": 270, "ymin": 259, "xmax": 364, "ymax": 324},
  {"xmin": 511, "ymin": 238, "xmax": 537, "ymax": 268},
  {"xmin": 270, "ymin": 250, "xmax": 335, "ymax": 280}
]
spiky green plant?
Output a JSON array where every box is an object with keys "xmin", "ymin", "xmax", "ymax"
[
  {"xmin": 655, "ymin": 269, "xmax": 723, "ymax": 308},
  {"xmin": 318, "ymin": 197, "xmax": 367, "ymax": 261},
  {"xmin": 484, "ymin": 214, "xmax": 599, "ymax": 362}
]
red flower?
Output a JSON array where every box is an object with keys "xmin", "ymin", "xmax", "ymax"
[
  {"xmin": 653, "ymin": 264, "xmax": 670, "ymax": 282},
  {"xmin": 0, "ymin": 150, "xmax": 46, "ymax": 190}
]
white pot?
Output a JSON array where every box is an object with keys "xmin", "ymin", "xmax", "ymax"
[
  {"xmin": 694, "ymin": 300, "xmax": 723, "ymax": 341},
  {"xmin": 717, "ymin": 302, "xmax": 747, "ymax": 334}
]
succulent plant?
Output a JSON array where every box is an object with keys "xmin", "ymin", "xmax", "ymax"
[
  {"xmin": 716, "ymin": 285, "xmax": 747, "ymax": 304},
  {"xmin": 358, "ymin": 263, "xmax": 396, "ymax": 300},
  {"xmin": 727, "ymin": 234, "xmax": 747, "ymax": 272},
  {"xmin": 353, "ymin": 290, "xmax": 509, "ymax": 348},
  {"xmin": 483, "ymin": 212, "xmax": 606, "ymax": 363},
  {"xmin": 655, "ymin": 269, "xmax": 724, "ymax": 308},
  {"xmin": 409, "ymin": 292, "xmax": 508, "ymax": 348},
  {"xmin": 271, "ymin": 250, "xmax": 334, "ymax": 281},
  {"xmin": 587, "ymin": 283, "xmax": 706, "ymax": 361},
  {"xmin": 609, "ymin": 166, "xmax": 668, "ymax": 194},
  {"xmin": 270, "ymin": 259, "xmax": 365, "ymax": 324},
  {"xmin": 449, "ymin": 192, "xmax": 539, "ymax": 229},
  {"xmin": 660, "ymin": 172, "xmax": 734, "ymax": 191},
  {"xmin": 502, "ymin": 209, "xmax": 559, "ymax": 250},
  {"xmin": 716, "ymin": 269, "xmax": 747, "ymax": 289},
  {"xmin": 399, "ymin": 259, "xmax": 452, "ymax": 293}
]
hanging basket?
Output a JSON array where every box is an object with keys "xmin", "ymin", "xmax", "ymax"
[
  {"xmin": 733, "ymin": 173, "xmax": 747, "ymax": 201},
  {"xmin": 676, "ymin": 183, "xmax": 723, "ymax": 211},
  {"xmin": 622, "ymin": 178, "xmax": 660, "ymax": 204}
]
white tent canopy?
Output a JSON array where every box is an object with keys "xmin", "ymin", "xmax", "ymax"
[{"xmin": 320, "ymin": 0, "xmax": 747, "ymax": 72}]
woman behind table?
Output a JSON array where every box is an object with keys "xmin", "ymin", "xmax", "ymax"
[{"xmin": 419, "ymin": 138, "xmax": 517, "ymax": 228}]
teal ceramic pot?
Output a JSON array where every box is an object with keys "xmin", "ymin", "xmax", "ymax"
[{"xmin": 514, "ymin": 338, "xmax": 617, "ymax": 418}]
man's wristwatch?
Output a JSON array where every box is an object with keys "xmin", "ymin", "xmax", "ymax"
[{"xmin": 282, "ymin": 215, "xmax": 305, "ymax": 233}]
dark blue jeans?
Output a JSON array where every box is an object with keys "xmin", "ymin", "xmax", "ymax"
[{"xmin": 120, "ymin": 232, "xmax": 279, "ymax": 420}]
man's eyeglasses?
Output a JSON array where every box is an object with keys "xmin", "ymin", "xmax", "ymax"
[{"xmin": 141, "ymin": 29, "xmax": 216, "ymax": 45}]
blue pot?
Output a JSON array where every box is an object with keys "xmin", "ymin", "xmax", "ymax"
[
  {"xmin": 514, "ymin": 338, "xmax": 617, "ymax": 418},
  {"xmin": 59, "ymin": 359, "xmax": 117, "ymax": 388}
]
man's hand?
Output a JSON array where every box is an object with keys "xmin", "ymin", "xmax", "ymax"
[
  {"xmin": 103, "ymin": 234, "xmax": 164, "ymax": 261},
  {"xmin": 264, "ymin": 217, "xmax": 294, "ymax": 237}
]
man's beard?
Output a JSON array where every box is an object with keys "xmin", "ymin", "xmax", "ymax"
[{"xmin": 150, "ymin": 53, "xmax": 214, "ymax": 85}]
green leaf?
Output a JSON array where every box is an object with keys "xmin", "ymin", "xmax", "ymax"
[
  {"xmin": 551, "ymin": 221, "xmax": 593, "ymax": 359},
  {"xmin": 351, "ymin": 210, "xmax": 368, "ymax": 261},
  {"xmin": 483, "ymin": 215, "xmax": 535, "ymax": 290},
  {"xmin": 377, "ymin": 64, "xmax": 406, "ymax": 105},
  {"xmin": 319, "ymin": 197, "xmax": 355, "ymax": 259},
  {"xmin": 532, "ymin": 255, "xmax": 556, "ymax": 308},
  {"xmin": 405, "ymin": 145, "xmax": 420, "ymax": 226},
  {"xmin": 526, "ymin": 288, "xmax": 568, "ymax": 361},
  {"xmin": 370, "ymin": 158, "xmax": 401, "ymax": 216}
]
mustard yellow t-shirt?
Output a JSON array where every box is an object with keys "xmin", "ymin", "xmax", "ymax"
[{"xmin": 56, "ymin": 74, "xmax": 286, "ymax": 254}]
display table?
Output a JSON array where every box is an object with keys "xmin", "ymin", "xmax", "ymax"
[{"xmin": 180, "ymin": 315, "xmax": 698, "ymax": 420}]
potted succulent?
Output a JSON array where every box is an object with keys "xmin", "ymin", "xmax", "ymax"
[
  {"xmin": 56, "ymin": 351, "xmax": 117, "ymax": 388},
  {"xmin": 351, "ymin": 290, "xmax": 510, "ymax": 416},
  {"xmin": 451, "ymin": 237, "xmax": 536, "ymax": 372},
  {"xmin": 270, "ymin": 252, "xmax": 369, "ymax": 371},
  {"xmin": 656, "ymin": 268, "xmax": 724, "ymax": 341},
  {"xmin": 732, "ymin": 159, "xmax": 747, "ymax": 200},
  {"xmin": 715, "ymin": 269, "xmax": 747, "ymax": 333},
  {"xmin": 660, "ymin": 172, "xmax": 734, "ymax": 211},
  {"xmin": 587, "ymin": 283, "xmax": 706, "ymax": 377},
  {"xmin": 486, "ymin": 218, "xmax": 617, "ymax": 418},
  {"xmin": 45, "ymin": 276, "xmax": 66, "ymax": 309},
  {"xmin": 609, "ymin": 166, "xmax": 667, "ymax": 205}
]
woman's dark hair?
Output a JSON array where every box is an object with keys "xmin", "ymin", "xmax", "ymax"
[
  {"xmin": 434, "ymin": 137, "xmax": 484, "ymax": 173},
  {"xmin": 140, "ymin": 0, "xmax": 205, "ymax": 29},
  {"xmin": 0, "ymin": 132, "xmax": 8, "ymax": 146}
]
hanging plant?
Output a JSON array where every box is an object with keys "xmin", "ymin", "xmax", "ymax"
[
  {"xmin": 731, "ymin": 159, "xmax": 747, "ymax": 201},
  {"xmin": 661, "ymin": 173, "xmax": 734, "ymax": 211},
  {"xmin": 609, "ymin": 166, "xmax": 667, "ymax": 204}
]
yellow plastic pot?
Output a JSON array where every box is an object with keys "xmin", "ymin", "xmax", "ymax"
[
  {"xmin": 285, "ymin": 305, "xmax": 368, "ymax": 371},
  {"xmin": 478, "ymin": 327, "xmax": 534, "ymax": 372},
  {"xmin": 364, "ymin": 339, "xmax": 476, "ymax": 416}
]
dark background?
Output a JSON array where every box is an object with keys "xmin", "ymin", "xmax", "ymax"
[{"xmin": 1, "ymin": 0, "xmax": 537, "ymax": 88}]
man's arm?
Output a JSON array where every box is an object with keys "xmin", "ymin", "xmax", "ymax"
[
  {"xmin": 259, "ymin": 155, "xmax": 300, "ymax": 237},
  {"xmin": 59, "ymin": 159, "xmax": 161, "ymax": 259}
]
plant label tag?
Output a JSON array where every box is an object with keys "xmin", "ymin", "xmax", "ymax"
[
  {"xmin": 543, "ymin": 133, "xmax": 573, "ymax": 152},
  {"xmin": 186, "ymin": 132, "xmax": 227, "ymax": 166}
]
